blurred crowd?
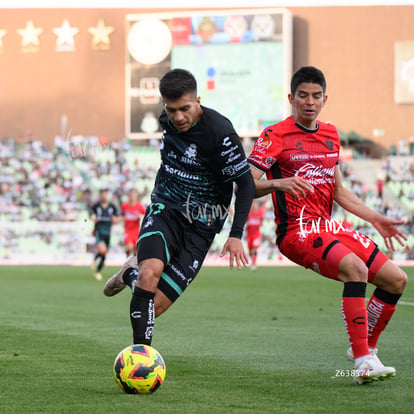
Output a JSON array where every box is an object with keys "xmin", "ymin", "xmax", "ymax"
[
  {"xmin": 0, "ymin": 137, "xmax": 157, "ymax": 222},
  {"xmin": 1, "ymin": 137, "xmax": 414, "ymax": 261}
]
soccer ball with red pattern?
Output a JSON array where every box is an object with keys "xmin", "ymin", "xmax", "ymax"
[{"xmin": 113, "ymin": 344, "xmax": 166, "ymax": 394}]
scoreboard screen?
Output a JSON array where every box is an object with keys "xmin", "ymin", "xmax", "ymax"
[{"xmin": 126, "ymin": 9, "xmax": 292, "ymax": 139}]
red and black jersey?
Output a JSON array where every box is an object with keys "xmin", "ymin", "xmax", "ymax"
[
  {"xmin": 246, "ymin": 205, "xmax": 265, "ymax": 236},
  {"xmin": 121, "ymin": 201, "xmax": 146, "ymax": 234},
  {"xmin": 248, "ymin": 116, "xmax": 340, "ymax": 244}
]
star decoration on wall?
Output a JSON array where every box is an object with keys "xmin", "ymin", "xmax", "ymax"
[
  {"xmin": 53, "ymin": 19, "xmax": 79, "ymax": 52},
  {"xmin": 0, "ymin": 29, "xmax": 7, "ymax": 52},
  {"xmin": 17, "ymin": 20, "xmax": 43, "ymax": 52},
  {"xmin": 88, "ymin": 19, "xmax": 114, "ymax": 51}
]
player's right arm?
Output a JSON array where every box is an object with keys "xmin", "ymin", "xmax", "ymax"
[{"xmin": 250, "ymin": 165, "xmax": 314, "ymax": 200}]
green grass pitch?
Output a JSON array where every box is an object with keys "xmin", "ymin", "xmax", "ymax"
[{"xmin": 1, "ymin": 265, "xmax": 413, "ymax": 413}]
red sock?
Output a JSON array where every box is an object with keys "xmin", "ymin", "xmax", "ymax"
[
  {"xmin": 367, "ymin": 288, "xmax": 400, "ymax": 348},
  {"xmin": 252, "ymin": 254, "xmax": 257, "ymax": 266},
  {"xmin": 341, "ymin": 282, "xmax": 369, "ymax": 359}
]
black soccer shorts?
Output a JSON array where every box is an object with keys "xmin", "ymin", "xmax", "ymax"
[
  {"xmin": 94, "ymin": 230, "xmax": 110, "ymax": 247},
  {"xmin": 137, "ymin": 203, "xmax": 216, "ymax": 302}
]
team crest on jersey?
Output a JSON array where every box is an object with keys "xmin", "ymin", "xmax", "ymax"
[
  {"xmin": 181, "ymin": 143, "xmax": 200, "ymax": 166},
  {"xmin": 189, "ymin": 260, "xmax": 200, "ymax": 273},
  {"xmin": 184, "ymin": 144, "xmax": 197, "ymax": 159},
  {"xmin": 325, "ymin": 139, "xmax": 334, "ymax": 150}
]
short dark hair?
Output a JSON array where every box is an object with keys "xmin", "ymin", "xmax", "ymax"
[
  {"xmin": 159, "ymin": 68, "xmax": 197, "ymax": 101},
  {"xmin": 290, "ymin": 66, "xmax": 326, "ymax": 95}
]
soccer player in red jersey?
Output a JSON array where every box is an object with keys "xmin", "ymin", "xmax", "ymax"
[
  {"xmin": 121, "ymin": 189, "xmax": 146, "ymax": 257},
  {"xmin": 246, "ymin": 200, "xmax": 266, "ymax": 270},
  {"xmin": 248, "ymin": 66, "xmax": 407, "ymax": 385}
]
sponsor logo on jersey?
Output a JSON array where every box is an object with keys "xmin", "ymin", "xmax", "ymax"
[
  {"xmin": 227, "ymin": 153, "xmax": 241, "ymax": 163},
  {"xmin": 295, "ymin": 163, "xmax": 335, "ymax": 185},
  {"xmin": 221, "ymin": 159, "xmax": 248, "ymax": 176},
  {"xmin": 291, "ymin": 153, "xmax": 310, "ymax": 161},
  {"xmin": 264, "ymin": 156, "xmax": 274, "ymax": 168},
  {"xmin": 256, "ymin": 131, "xmax": 272, "ymax": 150},
  {"xmin": 170, "ymin": 263, "xmax": 187, "ymax": 282},
  {"xmin": 165, "ymin": 164, "xmax": 201, "ymax": 180},
  {"xmin": 248, "ymin": 154, "xmax": 266, "ymax": 166},
  {"xmin": 223, "ymin": 136, "xmax": 232, "ymax": 147},
  {"xmin": 296, "ymin": 141, "xmax": 304, "ymax": 150},
  {"xmin": 221, "ymin": 144, "xmax": 239, "ymax": 157}
]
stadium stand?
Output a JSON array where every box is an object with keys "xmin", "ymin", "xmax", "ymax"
[{"xmin": 1, "ymin": 137, "xmax": 413, "ymax": 264}]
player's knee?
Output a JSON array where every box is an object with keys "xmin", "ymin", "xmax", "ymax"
[
  {"xmin": 391, "ymin": 268, "xmax": 407, "ymax": 294},
  {"xmin": 338, "ymin": 255, "xmax": 368, "ymax": 283},
  {"xmin": 138, "ymin": 268, "xmax": 159, "ymax": 286}
]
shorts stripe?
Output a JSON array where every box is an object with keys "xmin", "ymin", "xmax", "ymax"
[
  {"xmin": 322, "ymin": 240, "xmax": 341, "ymax": 260},
  {"xmin": 161, "ymin": 272, "xmax": 183, "ymax": 296},
  {"xmin": 138, "ymin": 231, "xmax": 170, "ymax": 263},
  {"xmin": 366, "ymin": 246, "xmax": 379, "ymax": 269}
]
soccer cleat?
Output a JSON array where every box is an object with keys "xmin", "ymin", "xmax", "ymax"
[
  {"xmin": 93, "ymin": 272, "xmax": 102, "ymax": 281},
  {"xmin": 346, "ymin": 346, "xmax": 378, "ymax": 362},
  {"xmin": 353, "ymin": 356, "xmax": 396, "ymax": 385},
  {"xmin": 103, "ymin": 255, "xmax": 137, "ymax": 297}
]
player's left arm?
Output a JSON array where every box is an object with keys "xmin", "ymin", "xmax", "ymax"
[
  {"xmin": 221, "ymin": 169, "xmax": 255, "ymax": 270},
  {"xmin": 333, "ymin": 165, "xmax": 406, "ymax": 250}
]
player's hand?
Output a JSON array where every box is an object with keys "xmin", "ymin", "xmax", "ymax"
[
  {"xmin": 372, "ymin": 217, "xmax": 407, "ymax": 251},
  {"xmin": 274, "ymin": 177, "xmax": 314, "ymax": 200},
  {"xmin": 220, "ymin": 237, "xmax": 249, "ymax": 270}
]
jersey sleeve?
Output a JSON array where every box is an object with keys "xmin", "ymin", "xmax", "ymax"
[
  {"xmin": 248, "ymin": 126, "xmax": 281, "ymax": 172},
  {"xmin": 212, "ymin": 133, "xmax": 250, "ymax": 182}
]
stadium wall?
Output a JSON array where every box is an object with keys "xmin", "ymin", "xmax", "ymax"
[{"xmin": 0, "ymin": 6, "xmax": 413, "ymax": 148}]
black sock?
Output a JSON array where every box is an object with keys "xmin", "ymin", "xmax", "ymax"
[
  {"xmin": 122, "ymin": 268, "xmax": 139, "ymax": 288},
  {"xmin": 373, "ymin": 287, "xmax": 402, "ymax": 305},
  {"xmin": 96, "ymin": 254, "xmax": 106, "ymax": 272},
  {"xmin": 130, "ymin": 287, "xmax": 155, "ymax": 345}
]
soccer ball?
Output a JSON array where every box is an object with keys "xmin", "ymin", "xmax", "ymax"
[{"xmin": 113, "ymin": 344, "xmax": 166, "ymax": 394}]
